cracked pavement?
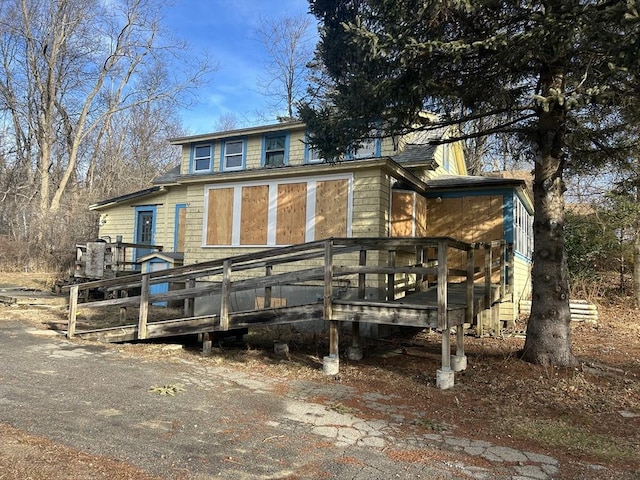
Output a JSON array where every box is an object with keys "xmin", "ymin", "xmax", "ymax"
[{"xmin": 0, "ymin": 320, "xmax": 562, "ymax": 479}]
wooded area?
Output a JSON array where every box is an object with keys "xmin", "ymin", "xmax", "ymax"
[{"xmin": 0, "ymin": 0, "xmax": 209, "ymax": 271}]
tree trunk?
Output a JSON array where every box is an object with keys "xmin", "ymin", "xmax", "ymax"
[
  {"xmin": 522, "ymin": 69, "xmax": 575, "ymax": 367},
  {"xmin": 634, "ymin": 183, "xmax": 640, "ymax": 309}
]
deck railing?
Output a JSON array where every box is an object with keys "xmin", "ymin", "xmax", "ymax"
[{"xmin": 65, "ymin": 237, "xmax": 513, "ymax": 346}]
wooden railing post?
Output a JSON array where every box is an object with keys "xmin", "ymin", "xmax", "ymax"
[
  {"xmin": 119, "ymin": 289, "xmax": 128, "ymax": 324},
  {"xmin": 220, "ymin": 259, "xmax": 231, "ymax": 331},
  {"xmin": 415, "ymin": 246, "xmax": 425, "ymax": 292},
  {"xmin": 387, "ymin": 249, "xmax": 396, "ymax": 301},
  {"xmin": 500, "ymin": 242, "xmax": 507, "ymax": 298},
  {"xmin": 437, "ymin": 240, "xmax": 449, "ymax": 369},
  {"xmin": 68, "ymin": 285, "xmax": 78, "ymax": 338},
  {"xmin": 324, "ymin": 241, "xmax": 337, "ymax": 357},
  {"xmin": 264, "ymin": 264, "xmax": 273, "ymax": 308},
  {"xmin": 138, "ymin": 274, "xmax": 149, "ymax": 339},
  {"xmin": 484, "ymin": 243, "xmax": 492, "ymax": 309},
  {"xmin": 466, "ymin": 247, "xmax": 475, "ymax": 327},
  {"xmin": 184, "ymin": 278, "xmax": 196, "ymax": 317}
]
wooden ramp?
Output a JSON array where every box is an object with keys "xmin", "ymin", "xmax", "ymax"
[{"xmin": 64, "ymin": 237, "xmax": 513, "ymax": 389}]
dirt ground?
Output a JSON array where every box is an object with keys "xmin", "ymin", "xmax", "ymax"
[{"xmin": 1, "ymin": 272, "xmax": 639, "ymax": 479}]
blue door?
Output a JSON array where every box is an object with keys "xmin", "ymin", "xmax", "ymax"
[
  {"xmin": 148, "ymin": 259, "xmax": 169, "ymax": 307},
  {"xmin": 134, "ymin": 207, "xmax": 156, "ymax": 264}
]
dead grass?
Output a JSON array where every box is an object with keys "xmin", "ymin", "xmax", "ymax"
[{"xmin": 1, "ymin": 271, "xmax": 639, "ymax": 479}]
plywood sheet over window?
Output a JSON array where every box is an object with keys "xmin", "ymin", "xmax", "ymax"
[
  {"xmin": 207, "ymin": 188, "xmax": 233, "ymax": 245},
  {"xmin": 315, "ymin": 179, "xmax": 348, "ymax": 239},
  {"xmin": 416, "ymin": 194, "xmax": 427, "ymax": 237},
  {"xmin": 391, "ymin": 191, "xmax": 415, "ymax": 237},
  {"xmin": 240, "ymin": 185, "xmax": 269, "ymax": 245},
  {"xmin": 176, "ymin": 207, "xmax": 186, "ymax": 251},
  {"xmin": 276, "ymin": 183, "xmax": 307, "ymax": 245}
]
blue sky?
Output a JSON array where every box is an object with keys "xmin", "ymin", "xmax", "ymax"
[{"xmin": 164, "ymin": 0, "xmax": 315, "ymax": 134}]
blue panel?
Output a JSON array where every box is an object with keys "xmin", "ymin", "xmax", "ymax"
[{"xmin": 147, "ymin": 259, "xmax": 169, "ymax": 307}]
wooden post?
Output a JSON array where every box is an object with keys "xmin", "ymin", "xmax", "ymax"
[
  {"xmin": 184, "ymin": 278, "xmax": 195, "ymax": 317},
  {"xmin": 415, "ymin": 246, "xmax": 425, "ymax": 292},
  {"xmin": 437, "ymin": 240, "xmax": 449, "ymax": 369},
  {"xmin": 68, "ymin": 285, "xmax": 78, "ymax": 338},
  {"xmin": 202, "ymin": 332, "xmax": 212, "ymax": 355},
  {"xmin": 466, "ymin": 247, "xmax": 475, "ymax": 327},
  {"xmin": 324, "ymin": 241, "xmax": 338, "ymax": 357},
  {"xmin": 500, "ymin": 242, "xmax": 507, "ymax": 298},
  {"xmin": 264, "ymin": 264, "xmax": 273, "ymax": 308},
  {"xmin": 138, "ymin": 273, "xmax": 149, "ymax": 340},
  {"xmin": 350, "ymin": 249, "xmax": 366, "ymax": 354},
  {"xmin": 220, "ymin": 259, "xmax": 231, "ymax": 331},
  {"xmin": 507, "ymin": 243, "xmax": 515, "ymax": 298},
  {"xmin": 484, "ymin": 244, "xmax": 492, "ymax": 310},
  {"xmin": 387, "ymin": 249, "xmax": 396, "ymax": 301},
  {"xmin": 119, "ymin": 289, "xmax": 127, "ymax": 324}
]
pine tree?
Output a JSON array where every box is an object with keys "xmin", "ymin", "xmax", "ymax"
[{"xmin": 301, "ymin": 0, "xmax": 640, "ymax": 366}]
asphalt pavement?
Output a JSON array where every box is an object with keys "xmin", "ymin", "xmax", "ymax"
[{"xmin": 0, "ymin": 319, "xmax": 562, "ymax": 479}]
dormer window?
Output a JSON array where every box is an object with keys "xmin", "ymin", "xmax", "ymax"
[
  {"xmin": 193, "ymin": 144, "xmax": 212, "ymax": 173},
  {"xmin": 263, "ymin": 133, "xmax": 288, "ymax": 167},
  {"xmin": 352, "ymin": 136, "xmax": 379, "ymax": 159},
  {"xmin": 223, "ymin": 139, "xmax": 245, "ymax": 171}
]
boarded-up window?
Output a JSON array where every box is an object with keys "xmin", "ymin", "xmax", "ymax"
[
  {"xmin": 206, "ymin": 188, "xmax": 234, "ymax": 245},
  {"xmin": 240, "ymin": 185, "xmax": 269, "ymax": 245},
  {"xmin": 391, "ymin": 191, "xmax": 415, "ymax": 237},
  {"xmin": 416, "ymin": 195, "xmax": 427, "ymax": 237},
  {"xmin": 176, "ymin": 206, "xmax": 186, "ymax": 251},
  {"xmin": 276, "ymin": 183, "xmax": 307, "ymax": 245},
  {"xmin": 315, "ymin": 179, "xmax": 348, "ymax": 239}
]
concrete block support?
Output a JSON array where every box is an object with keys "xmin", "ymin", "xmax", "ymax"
[
  {"xmin": 451, "ymin": 354, "xmax": 467, "ymax": 372},
  {"xmin": 347, "ymin": 346, "xmax": 363, "ymax": 361},
  {"xmin": 436, "ymin": 368, "xmax": 455, "ymax": 389},
  {"xmin": 323, "ymin": 354, "xmax": 339, "ymax": 375}
]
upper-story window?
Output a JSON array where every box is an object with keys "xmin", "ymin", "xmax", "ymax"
[
  {"xmin": 193, "ymin": 144, "xmax": 213, "ymax": 173},
  {"xmin": 305, "ymin": 132, "xmax": 324, "ymax": 163},
  {"xmin": 222, "ymin": 139, "xmax": 245, "ymax": 171},
  {"xmin": 263, "ymin": 132, "xmax": 289, "ymax": 167},
  {"xmin": 352, "ymin": 137, "xmax": 378, "ymax": 159}
]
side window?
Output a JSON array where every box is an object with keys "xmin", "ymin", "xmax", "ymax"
[
  {"xmin": 263, "ymin": 133, "xmax": 288, "ymax": 167},
  {"xmin": 305, "ymin": 132, "xmax": 324, "ymax": 163},
  {"xmin": 193, "ymin": 144, "xmax": 212, "ymax": 173},
  {"xmin": 223, "ymin": 139, "xmax": 245, "ymax": 171}
]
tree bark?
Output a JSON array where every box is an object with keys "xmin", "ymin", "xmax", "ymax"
[
  {"xmin": 634, "ymin": 179, "xmax": 640, "ymax": 309},
  {"xmin": 522, "ymin": 68, "xmax": 575, "ymax": 367}
]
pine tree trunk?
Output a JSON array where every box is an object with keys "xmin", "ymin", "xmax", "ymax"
[
  {"xmin": 634, "ymin": 184, "xmax": 640, "ymax": 309},
  {"xmin": 522, "ymin": 69, "xmax": 575, "ymax": 367}
]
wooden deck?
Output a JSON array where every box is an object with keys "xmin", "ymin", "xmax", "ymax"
[{"xmin": 64, "ymin": 237, "xmax": 513, "ymax": 389}]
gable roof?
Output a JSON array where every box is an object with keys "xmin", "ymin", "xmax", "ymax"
[{"xmin": 392, "ymin": 143, "xmax": 438, "ymax": 167}]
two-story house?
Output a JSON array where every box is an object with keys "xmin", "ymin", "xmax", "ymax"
[{"xmin": 90, "ymin": 120, "xmax": 532, "ymax": 323}]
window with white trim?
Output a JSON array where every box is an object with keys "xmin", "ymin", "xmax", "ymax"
[
  {"xmin": 514, "ymin": 197, "xmax": 533, "ymax": 258},
  {"xmin": 223, "ymin": 139, "xmax": 244, "ymax": 170},
  {"xmin": 193, "ymin": 144, "xmax": 212, "ymax": 172},
  {"xmin": 352, "ymin": 137, "xmax": 377, "ymax": 159}
]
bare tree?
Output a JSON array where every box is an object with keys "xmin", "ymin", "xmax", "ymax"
[
  {"xmin": 0, "ymin": 0, "xmax": 211, "ymax": 268},
  {"xmin": 254, "ymin": 14, "xmax": 314, "ymax": 120}
]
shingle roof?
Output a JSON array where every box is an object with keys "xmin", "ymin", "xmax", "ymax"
[
  {"xmin": 425, "ymin": 174, "xmax": 526, "ymax": 189},
  {"xmin": 392, "ymin": 143, "xmax": 438, "ymax": 166},
  {"xmin": 89, "ymin": 186, "xmax": 163, "ymax": 210},
  {"xmin": 152, "ymin": 165, "xmax": 181, "ymax": 185}
]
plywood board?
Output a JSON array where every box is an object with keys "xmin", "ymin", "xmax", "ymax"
[
  {"xmin": 206, "ymin": 188, "xmax": 233, "ymax": 245},
  {"xmin": 416, "ymin": 194, "xmax": 427, "ymax": 237},
  {"xmin": 315, "ymin": 179, "xmax": 348, "ymax": 240},
  {"xmin": 391, "ymin": 191, "xmax": 414, "ymax": 237},
  {"xmin": 176, "ymin": 207, "xmax": 186, "ymax": 252},
  {"xmin": 240, "ymin": 185, "xmax": 269, "ymax": 245},
  {"xmin": 276, "ymin": 183, "xmax": 307, "ymax": 245}
]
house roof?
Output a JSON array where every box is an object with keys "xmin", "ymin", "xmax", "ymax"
[
  {"xmin": 392, "ymin": 143, "xmax": 438, "ymax": 167},
  {"xmin": 89, "ymin": 186, "xmax": 165, "ymax": 211},
  {"xmin": 424, "ymin": 174, "xmax": 527, "ymax": 190},
  {"xmin": 168, "ymin": 120, "xmax": 306, "ymax": 145},
  {"xmin": 152, "ymin": 164, "xmax": 181, "ymax": 185}
]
